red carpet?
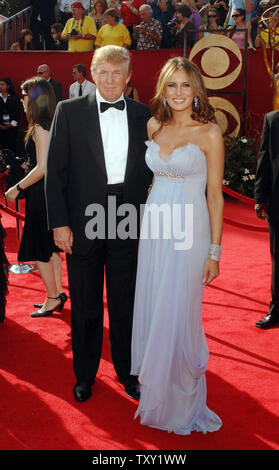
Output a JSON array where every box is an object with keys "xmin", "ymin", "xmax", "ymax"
[{"xmin": 0, "ymin": 198, "xmax": 279, "ymax": 450}]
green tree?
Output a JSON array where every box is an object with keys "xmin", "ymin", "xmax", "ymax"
[{"xmin": 0, "ymin": 0, "xmax": 32, "ymax": 18}]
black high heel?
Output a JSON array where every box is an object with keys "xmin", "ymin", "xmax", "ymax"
[
  {"xmin": 33, "ymin": 292, "xmax": 68, "ymax": 309},
  {"xmin": 30, "ymin": 293, "xmax": 66, "ymax": 318}
]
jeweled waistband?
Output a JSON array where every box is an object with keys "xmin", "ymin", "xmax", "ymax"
[{"xmin": 154, "ymin": 171, "xmax": 184, "ymax": 179}]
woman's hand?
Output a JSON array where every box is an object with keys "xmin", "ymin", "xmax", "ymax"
[
  {"xmin": 5, "ymin": 185, "xmax": 20, "ymax": 202},
  {"xmin": 202, "ymin": 258, "xmax": 219, "ymax": 285}
]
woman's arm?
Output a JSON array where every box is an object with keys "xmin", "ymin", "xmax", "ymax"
[
  {"xmin": 203, "ymin": 124, "xmax": 224, "ymax": 284},
  {"xmin": 5, "ymin": 125, "xmax": 49, "ymax": 201},
  {"xmin": 224, "ymin": 5, "xmax": 231, "ymax": 25}
]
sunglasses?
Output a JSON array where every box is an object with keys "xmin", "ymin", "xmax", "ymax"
[
  {"xmin": 232, "ymin": 14, "xmax": 242, "ymax": 17},
  {"xmin": 208, "ymin": 15, "xmax": 217, "ymax": 18}
]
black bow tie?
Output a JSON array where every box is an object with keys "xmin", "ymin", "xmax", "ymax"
[{"xmin": 100, "ymin": 100, "xmax": 125, "ymax": 113}]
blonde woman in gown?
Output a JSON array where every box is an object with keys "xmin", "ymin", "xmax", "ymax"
[{"xmin": 131, "ymin": 57, "xmax": 224, "ymax": 435}]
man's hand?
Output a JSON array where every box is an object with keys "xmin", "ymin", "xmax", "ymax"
[
  {"xmin": 255, "ymin": 203, "xmax": 268, "ymax": 220},
  {"xmin": 53, "ymin": 226, "xmax": 73, "ymax": 254}
]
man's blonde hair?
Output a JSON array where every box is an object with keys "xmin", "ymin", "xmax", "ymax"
[{"xmin": 91, "ymin": 45, "xmax": 131, "ymax": 74}]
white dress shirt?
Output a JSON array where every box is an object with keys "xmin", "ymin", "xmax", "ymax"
[
  {"xmin": 69, "ymin": 79, "xmax": 96, "ymax": 99},
  {"xmin": 96, "ymin": 89, "xmax": 129, "ymax": 185}
]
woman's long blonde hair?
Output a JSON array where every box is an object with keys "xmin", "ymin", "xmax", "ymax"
[{"xmin": 151, "ymin": 57, "xmax": 216, "ymax": 135}]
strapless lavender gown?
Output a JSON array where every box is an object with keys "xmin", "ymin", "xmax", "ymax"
[{"xmin": 131, "ymin": 140, "xmax": 222, "ymax": 435}]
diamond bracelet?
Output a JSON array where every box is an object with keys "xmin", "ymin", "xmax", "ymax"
[{"xmin": 208, "ymin": 243, "xmax": 222, "ymax": 262}]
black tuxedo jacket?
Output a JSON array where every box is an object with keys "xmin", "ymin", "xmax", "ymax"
[
  {"xmin": 49, "ymin": 78, "xmax": 62, "ymax": 103},
  {"xmin": 0, "ymin": 94, "xmax": 21, "ymax": 125},
  {"xmin": 46, "ymin": 92, "xmax": 153, "ymax": 256},
  {"xmin": 254, "ymin": 110, "xmax": 279, "ymax": 226}
]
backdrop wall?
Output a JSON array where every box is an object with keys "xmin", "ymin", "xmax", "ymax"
[{"xmin": 1, "ymin": 49, "xmax": 277, "ymax": 139}]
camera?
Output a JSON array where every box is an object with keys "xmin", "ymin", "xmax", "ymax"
[
  {"xmin": 166, "ymin": 18, "xmax": 180, "ymax": 29},
  {"xmin": 70, "ymin": 28, "xmax": 79, "ymax": 36}
]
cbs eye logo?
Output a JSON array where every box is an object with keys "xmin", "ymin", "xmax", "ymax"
[{"xmin": 189, "ymin": 34, "xmax": 242, "ymax": 136}]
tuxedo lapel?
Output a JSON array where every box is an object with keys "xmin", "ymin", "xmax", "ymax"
[
  {"xmin": 124, "ymin": 98, "xmax": 138, "ymax": 183},
  {"xmin": 85, "ymin": 93, "xmax": 107, "ymax": 179}
]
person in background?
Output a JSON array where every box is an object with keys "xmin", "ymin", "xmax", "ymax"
[
  {"xmin": 50, "ymin": 23, "xmax": 68, "ymax": 50},
  {"xmin": 205, "ymin": 0, "xmax": 229, "ymax": 27},
  {"xmin": 69, "ymin": 64, "xmax": 96, "ymax": 98},
  {"xmin": 30, "ymin": 0, "xmax": 57, "ymax": 50},
  {"xmin": 10, "ymin": 29, "xmax": 35, "ymax": 51},
  {"xmin": 133, "ymin": 4, "xmax": 163, "ymax": 49},
  {"xmin": 250, "ymin": 0, "xmax": 260, "ymax": 46},
  {"xmin": 125, "ymin": 80, "xmax": 140, "ymax": 101},
  {"xmin": 0, "ymin": 78, "xmax": 22, "ymax": 155},
  {"xmin": 121, "ymin": 0, "xmax": 146, "ymax": 48},
  {"xmin": 159, "ymin": 0, "xmax": 179, "ymax": 48},
  {"xmin": 174, "ymin": 4, "xmax": 196, "ymax": 48},
  {"xmin": 182, "ymin": 0, "xmax": 202, "ymax": 43},
  {"xmin": 58, "ymin": 0, "xmax": 91, "ymax": 24},
  {"xmin": 37, "ymin": 64, "xmax": 62, "ymax": 103},
  {"xmin": 254, "ymin": 110, "xmax": 279, "ymax": 329},
  {"xmin": 89, "ymin": 0, "xmax": 108, "ymax": 30},
  {"xmin": 226, "ymin": 8, "xmax": 250, "ymax": 48},
  {"xmin": 5, "ymin": 77, "xmax": 67, "ymax": 318},
  {"xmin": 62, "ymin": 1, "xmax": 97, "ymax": 52},
  {"xmin": 95, "ymin": 8, "xmax": 132, "ymax": 47},
  {"xmin": 224, "ymin": 0, "xmax": 255, "ymax": 48},
  {"xmin": 199, "ymin": 7, "xmax": 224, "ymax": 37}
]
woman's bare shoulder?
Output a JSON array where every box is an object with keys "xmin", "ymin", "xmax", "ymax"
[
  {"xmin": 202, "ymin": 121, "xmax": 223, "ymax": 140},
  {"xmin": 32, "ymin": 124, "xmax": 49, "ymax": 141}
]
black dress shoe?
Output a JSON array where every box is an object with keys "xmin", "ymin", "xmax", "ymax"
[
  {"xmin": 119, "ymin": 376, "xmax": 140, "ymax": 400},
  {"xmin": 31, "ymin": 293, "xmax": 67, "ymax": 318},
  {"xmin": 33, "ymin": 292, "xmax": 68, "ymax": 309},
  {"xmin": 73, "ymin": 382, "xmax": 92, "ymax": 402},
  {"xmin": 255, "ymin": 313, "xmax": 279, "ymax": 329}
]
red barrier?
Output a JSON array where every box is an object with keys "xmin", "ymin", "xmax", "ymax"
[
  {"xmin": 222, "ymin": 186, "xmax": 254, "ymax": 205},
  {"xmin": 0, "ymin": 202, "xmax": 25, "ymax": 221}
]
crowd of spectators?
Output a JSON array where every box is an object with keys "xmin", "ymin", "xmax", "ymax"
[{"xmin": 6, "ymin": 0, "xmax": 279, "ymax": 52}]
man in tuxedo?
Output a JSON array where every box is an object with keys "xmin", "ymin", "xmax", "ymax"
[
  {"xmin": 46, "ymin": 45, "xmax": 153, "ymax": 402},
  {"xmin": 254, "ymin": 110, "xmax": 279, "ymax": 329},
  {"xmin": 37, "ymin": 64, "xmax": 62, "ymax": 103}
]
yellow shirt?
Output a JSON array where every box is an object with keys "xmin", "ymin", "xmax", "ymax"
[
  {"xmin": 260, "ymin": 28, "xmax": 279, "ymax": 48},
  {"xmin": 62, "ymin": 15, "xmax": 97, "ymax": 52},
  {"xmin": 95, "ymin": 23, "xmax": 131, "ymax": 48}
]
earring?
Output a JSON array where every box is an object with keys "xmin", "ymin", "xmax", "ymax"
[
  {"xmin": 193, "ymin": 95, "xmax": 199, "ymax": 111},
  {"xmin": 162, "ymin": 97, "xmax": 167, "ymax": 106}
]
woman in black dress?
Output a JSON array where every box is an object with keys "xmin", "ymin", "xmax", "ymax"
[{"xmin": 5, "ymin": 77, "xmax": 67, "ymax": 317}]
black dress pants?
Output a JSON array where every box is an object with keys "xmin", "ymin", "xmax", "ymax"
[
  {"xmin": 66, "ymin": 188, "xmax": 139, "ymax": 384},
  {"xmin": 269, "ymin": 222, "xmax": 279, "ymax": 314}
]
